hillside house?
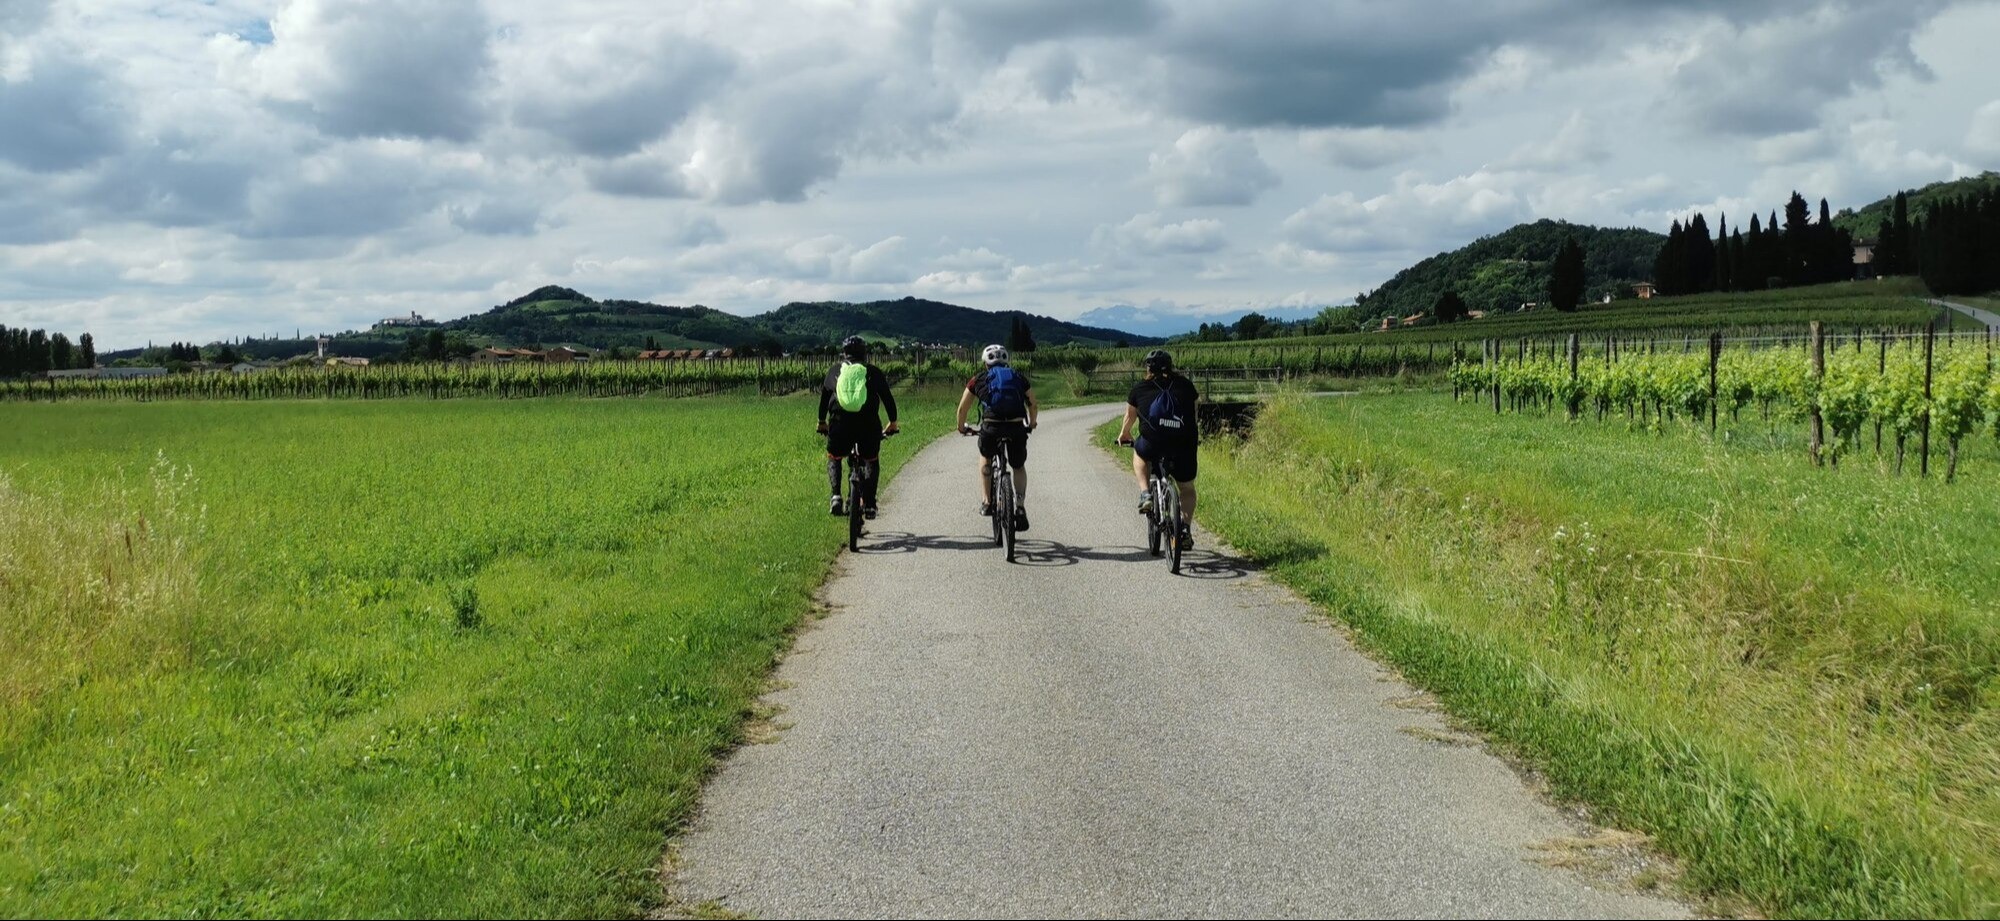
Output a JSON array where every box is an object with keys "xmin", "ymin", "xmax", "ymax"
[
  {"xmin": 326, "ymin": 357, "xmax": 370, "ymax": 367},
  {"xmin": 545, "ymin": 347, "xmax": 590, "ymax": 362},
  {"xmin": 1633, "ymin": 282, "xmax": 1656, "ymax": 299},
  {"xmin": 374, "ymin": 311, "xmax": 431, "ymax": 329},
  {"xmin": 1852, "ymin": 240, "xmax": 1877, "ymax": 280},
  {"xmin": 1400, "ymin": 313, "xmax": 1425, "ymax": 327}
]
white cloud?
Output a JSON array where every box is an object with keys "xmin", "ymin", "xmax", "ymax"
[
  {"xmin": 1966, "ymin": 100, "xmax": 2000, "ymax": 156},
  {"xmin": 1147, "ymin": 127, "xmax": 1279, "ymax": 207},
  {"xmin": 1301, "ymin": 127, "xmax": 1429, "ymax": 170},
  {"xmin": 1093, "ymin": 212, "xmax": 1228, "ymax": 257},
  {"xmin": 227, "ymin": 0, "xmax": 494, "ymax": 142}
]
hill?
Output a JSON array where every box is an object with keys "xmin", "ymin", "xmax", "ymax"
[
  {"xmin": 1357, "ymin": 219, "xmax": 1665, "ymax": 323},
  {"xmin": 447, "ymin": 292, "xmax": 1156, "ymax": 352},
  {"xmin": 1834, "ymin": 171, "xmax": 2000, "ymax": 241}
]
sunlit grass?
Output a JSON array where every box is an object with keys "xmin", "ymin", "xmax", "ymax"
[
  {"xmin": 1193, "ymin": 392, "xmax": 2000, "ymax": 917},
  {"xmin": 0, "ymin": 392, "xmax": 951, "ymax": 917}
]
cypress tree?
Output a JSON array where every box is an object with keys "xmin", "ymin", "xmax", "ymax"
[
  {"xmin": 79, "ymin": 333, "xmax": 96, "ymax": 368},
  {"xmin": 1686, "ymin": 212, "xmax": 1714, "ymax": 293},
  {"xmin": 1712, "ymin": 213, "xmax": 1732, "ymax": 291},
  {"xmin": 1550, "ymin": 236, "xmax": 1586, "ymax": 312},
  {"xmin": 50, "ymin": 333, "xmax": 73, "ymax": 370},
  {"xmin": 1653, "ymin": 220, "xmax": 1685, "ymax": 295}
]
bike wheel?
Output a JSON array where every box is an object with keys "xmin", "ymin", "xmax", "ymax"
[
  {"xmin": 848, "ymin": 464, "xmax": 863, "ymax": 552},
  {"xmin": 1161, "ymin": 485, "xmax": 1181, "ymax": 573},
  {"xmin": 1001, "ymin": 476, "xmax": 1017, "ymax": 562},
  {"xmin": 990, "ymin": 472, "xmax": 1004, "ymax": 547},
  {"xmin": 1146, "ymin": 479, "xmax": 1163, "ymax": 556}
]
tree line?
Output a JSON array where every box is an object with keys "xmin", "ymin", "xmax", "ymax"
[
  {"xmin": 1911, "ymin": 185, "xmax": 2000, "ymax": 296},
  {"xmin": 1652, "ymin": 192, "xmax": 1856, "ymax": 297},
  {"xmin": 0, "ymin": 325, "xmax": 96, "ymax": 378}
]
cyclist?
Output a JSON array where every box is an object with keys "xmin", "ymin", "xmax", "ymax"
[
  {"xmin": 818, "ymin": 335, "xmax": 899, "ymax": 518},
  {"xmin": 1115, "ymin": 348, "xmax": 1199, "ymax": 546},
  {"xmin": 955, "ymin": 343, "xmax": 1038, "ymax": 532}
]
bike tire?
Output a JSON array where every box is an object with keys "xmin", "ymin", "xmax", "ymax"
[
  {"xmin": 1001, "ymin": 474, "xmax": 1017, "ymax": 562},
  {"xmin": 1161, "ymin": 484, "xmax": 1180, "ymax": 573},
  {"xmin": 1145, "ymin": 479, "xmax": 1162, "ymax": 556},
  {"xmin": 848, "ymin": 464, "xmax": 863, "ymax": 552},
  {"xmin": 991, "ymin": 471, "xmax": 1004, "ymax": 547}
]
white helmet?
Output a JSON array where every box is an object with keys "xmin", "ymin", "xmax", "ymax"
[{"xmin": 982, "ymin": 344, "xmax": 1009, "ymax": 366}]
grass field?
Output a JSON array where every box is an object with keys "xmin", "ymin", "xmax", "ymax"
[
  {"xmin": 1192, "ymin": 393, "xmax": 2000, "ymax": 917},
  {"xmin": 0, "ymin": 392, "xmax": 952, "ymax": 917}
]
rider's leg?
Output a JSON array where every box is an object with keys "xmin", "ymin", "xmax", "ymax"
[
  {"xmin": 860, "ymin": 456, "xmax": 880, "ymax": 504},
  {"xmin": 1130, "ymin": 451, "xmax": 1149, "ymax": 491},
  {"xmin": 1012, "ymin": 465, "xmax": 1027, "ymax": 503},
  {"xmin": 1179, "ymin": 481, "xmax": 1197, "ymax": 520},
  {"xmin": 978, "ymin": 456, "xmax": 994, "ymax": 504},
  {"xmin": 826, "ymin": 456, "xmax": 843, "ymax": 498}
]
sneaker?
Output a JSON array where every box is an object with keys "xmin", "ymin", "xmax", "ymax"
[
  {"xmin": 1014, "ymin": 508, "xmax": 1030, "ymax": 532},
  {"xmin": 863, "ymin": 503, "xmax": 878, "ymax": 520},
  {"xmin": 979, "ymin": 502, "xmax": 994, "ymax": 517},
  {"xmin": 1177, "ymin": 521, "xmax": 1193, "ymax": 551},
  {"xmin": 829, "ymin": 496, "xmax": 845, "ymax": 516},
  {"xmin": 1137, "ymin": 492, "xmax": 1153, "ymax": 515}
]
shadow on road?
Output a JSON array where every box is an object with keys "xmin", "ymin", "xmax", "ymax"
[{"xmin": 855, "ymin": 530, "xmax": 1254, "ymax": 579}]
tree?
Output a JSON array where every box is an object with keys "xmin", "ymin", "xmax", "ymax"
[
  {"xmin": 26, "ymin": 330, "xmax": 50, "ymax": 374},
  {"xmin": 1652, "ymin": 220, "xmax": 1685, "ymax": 295},
  {"xmin": 79, "ymin": 333, "xmax": 96, "ymax": 368},
  {"xmin": 1006, "ymin": 315, "xmax": 1037, "ymax": 353},
  {"xmin": 1233, "ymin": 312, "xmax": 1271, "ymax": 341},
  {"xmin": 1433, "ymin": 290, "xmax": 1468, "ymax": 323},
  {"xmin": 1549, "ymin": 236, "xmax": 1586, "ymax": 312},
  {"xmin": 1684, "ymin": 212, "xmax": 1714, "ymax": 294},
  {"xmin": 50, "ymin": 333, "xmax": 73, "ymax": 370},
  {"xmin": 425, "ymin": 328, "xmax": 447, "ymax": 361}
]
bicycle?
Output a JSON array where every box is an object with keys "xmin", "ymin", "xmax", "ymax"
[
  {"xmin": 1121, "ymin": 438, "xmax": 1186, "ymax": 574},
  {"xmin": 843, "ymin": 430, "xmax": 896, "ymax": 552},
  {"xmin": 962, "ymin": 421, "xmax": 1029, "ymax": 563}
]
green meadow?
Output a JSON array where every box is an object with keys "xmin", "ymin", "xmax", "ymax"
[
  {"xmin": 0, "ymin": 394, "xmax": 949, "ymax": 917},
  {"xmin": 1194, "ymin": 392, "xmax": 2000, "ymax": 917}
]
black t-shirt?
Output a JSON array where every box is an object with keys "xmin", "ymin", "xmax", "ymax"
[
  {"xmin": 967, "ymin": 368, "xmax": 1033, "ymax": 420},
  {"xmin": 820, "ymin": 361, "xmax": 897, "ymax": 426},
  {"xmin": 1128, "ymin": 374, "xmax": 1200, "ymax": 443}
]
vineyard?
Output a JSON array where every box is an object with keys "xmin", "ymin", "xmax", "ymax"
[
  {"xmin": 1449, "ymin": 327, "xmax": 2000, "ymax": 479},
  {"xmin": 0, "ymin": 356, "xmax": 990, "ymax": 402}
]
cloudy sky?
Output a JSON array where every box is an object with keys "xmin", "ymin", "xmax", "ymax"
[{"xmin": 3, "ymin": 0, "xmax": 1997, "ymax": 348}]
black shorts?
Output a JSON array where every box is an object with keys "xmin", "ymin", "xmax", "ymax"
[
  {"xmin": 978, "ymin": 420, "xmax": 1029, "ymax": 465},
  {"xmin": 826, "ymin": 424, "xmax": 883, "ymax": 460},
  {"xmin": 1134, "ymin": 436, "xmax": 1197, "ymax": 482}
]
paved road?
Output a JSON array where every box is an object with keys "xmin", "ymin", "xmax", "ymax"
[
  {"xmin": 1933, "ymin": 298, "xmax": 2000, "ymax": 330},
  {"xmin": 667, "ymin": 403, "xmax": 1687, "ymax": 919}
]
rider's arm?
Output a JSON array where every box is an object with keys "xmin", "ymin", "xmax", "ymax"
[
  {"xmin": 818, "ymin": 382, "xmax": 832, "ymax": 425},
  {"xmin": 872, "ymin": 365, "xmax": 898, "ymax": 424},
  {"xmin": 955, "ymin": 387, "xmax": 975, "ymax": 430},
  {"xmin": 1116, "ymin": 404, "xmax": 1139, "ymax": 442},
  {"xmin": 1025, "ymin": 387, "xmax": 1038, "ymax": 428}
]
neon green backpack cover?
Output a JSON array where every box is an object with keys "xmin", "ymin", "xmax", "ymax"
[{"xmin": 835, "ymin": 361, "xmax": 869, "ymax": 412}]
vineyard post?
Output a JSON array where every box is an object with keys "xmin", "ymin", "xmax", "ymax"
[
  {"xmin": 1808, "ymin": 321, "xmax": 1824, "ymax": 467},
  {"xmin": 1708, "ymin": 332, "xmax": 1721, "ymax": 434},
  {"xmin": 1876, "ymin": 330, "xmax": 1887, "ymax": 453},
  {"xmin": 756, "ymin": 356, "xmax": 765, "ymax": 396},
  {"xmin": 1566, "ymin": 333, "xmax": 1579, "ymax": 421},
  {"xmin": 1921, "ymin": 320, "xmax": 1935, "ymax": 477},
  {"xmin": 1488, "ymin": 339, "xmax": 1500, "ymax": 415}
]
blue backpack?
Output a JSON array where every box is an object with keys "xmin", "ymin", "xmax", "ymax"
[
  {"xmin": 979, "ymin": 367, "xmax": 1028, "ymax": 418},
  {"xmin": 1145, "ymin": 378, "xmax": 1192, "ymax": 442}
]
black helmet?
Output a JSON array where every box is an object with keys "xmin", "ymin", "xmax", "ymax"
[
  {"xmin": 840, "ymin": 336, "xmax": 868, "ymax": 360},
  {"xmin": 1142, "ymin": 349, "xmax": 1173, "ymax": 372}
]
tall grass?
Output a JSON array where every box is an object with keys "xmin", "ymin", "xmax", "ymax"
[
  {"xmin": 1195, "ymin": 392, "xmax": 2000, "ymax": 917},
  {"xmin": 0, "ymin": 393, "xmax": 953, "ymax": 917},
  {"xmin": 0, "ymin": 455, "xmax": 205, "ymax": 708}
]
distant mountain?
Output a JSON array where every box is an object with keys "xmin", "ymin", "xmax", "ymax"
[
  {"xmin": 1358, "ymin": 219, "xmax": 1664, "ymax": 323},
  {"xmin": 1834, "ymin": 171, "xmax": 2000, "ymax": 241},
  {"xmin": 1076, "ymin": 304, "xmax": 1324, "ymax": 339},
  {"xmin": 409, "ymin": 291, "xmax": 1156, "ymax": 354}
]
